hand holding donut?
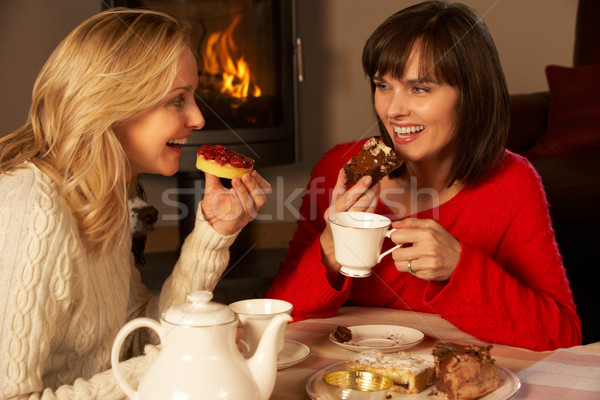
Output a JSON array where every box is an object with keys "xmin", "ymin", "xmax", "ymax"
[
  {"xmin": 196, "ymin": 145, "xmax": 270, "ymax": 236},
  {"xmin": 388, "ymin": 218, "xmax": 462, "ymax": 281},
  {"xmin": 201, "ymin": 171, "xmax": 270, "ymax": 236}
]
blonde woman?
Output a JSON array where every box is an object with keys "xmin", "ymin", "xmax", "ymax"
[{"xmin": 0, "ymin": 8, "xmax": 270, "ymax": 398}]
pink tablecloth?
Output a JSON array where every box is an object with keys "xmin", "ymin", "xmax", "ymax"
[{"xmin": 271, "ymin": 306, "xmax": 600, "ymax": 400}]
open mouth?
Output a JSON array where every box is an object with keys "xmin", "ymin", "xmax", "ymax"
[
  {"xmin": 394, "ymin": 125, "xmax": 425, "ymax": 139},
  {"xmin": 167, "ymin": 138, "xmax": 188, "ymax": 151}
]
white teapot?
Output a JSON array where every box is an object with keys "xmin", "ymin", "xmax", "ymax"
[{"xmin": 111, "ymin": 291, "xmax": 292, "ymax": 400}]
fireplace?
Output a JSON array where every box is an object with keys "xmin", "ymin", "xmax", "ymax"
[
  {"xmin": 106, "ymin": 0, "xmax": 298, "ymax": 167},
  {"xmin": 105, "ymin": 0, "xmax": 300, "ymax": 241}
]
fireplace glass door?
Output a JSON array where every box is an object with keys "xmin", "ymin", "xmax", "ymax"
[
  {"xmin": 108, "ymin": 0, "xmax": 298, "ymax": 170},
  {"xmin": 191, "ymin": 0, "xmax": 282, "ymax": 131}
]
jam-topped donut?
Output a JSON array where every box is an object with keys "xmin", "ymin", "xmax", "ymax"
[{"xmin": 196, "ymin": 144, "xmax": 255, "ymax": 179}]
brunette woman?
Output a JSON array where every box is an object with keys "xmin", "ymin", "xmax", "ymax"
[{"xmin": 267, "ymin": 1, "xmax": 580, "ymax": 351}]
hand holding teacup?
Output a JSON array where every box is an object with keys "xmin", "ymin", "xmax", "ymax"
[
  {"xmin": 321, "ymin": 170, "xmax": 461, "ymax": 280},
  {"xmin": 328, "ymin": 211, "xmax": 402, "ymax": 277},
  {"xmin": 387, "ymin": 218, "xmax": 462, "ymax": 281},
  {"xmin": 320, "ymin": 173, "xmax": 382, "ymax": 275}
]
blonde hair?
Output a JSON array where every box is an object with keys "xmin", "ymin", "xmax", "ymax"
[{"xmin": 0, "ymin": 8, "xmax": 192, "ymax": 254}]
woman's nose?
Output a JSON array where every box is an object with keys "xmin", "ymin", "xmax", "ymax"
[
  {"xmin": 386, "ymin": 92, "xmax": 410, "ymax": 118},
  {"xmin": 187, "ymin": 101, "xmax": 205, "ymax": 130}
]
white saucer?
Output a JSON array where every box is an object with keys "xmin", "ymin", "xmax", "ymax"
[
  {"xmin": 329, "ymin": 325, "xmax": 425, "ymax": 352},
  {"xmin": 278, "ymin": 340, "xmax": 310, "ymax": 370},
  {"xmin": 307, "ymin": 362, "xmax": 520, "ymax": 400}
]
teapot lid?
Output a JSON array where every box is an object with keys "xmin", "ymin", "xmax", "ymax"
[{"xmin": 162, "ymin": 291, "xmax": 236, "ymax": 326}]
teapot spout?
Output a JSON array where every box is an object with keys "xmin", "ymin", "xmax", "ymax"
[{"xmin": 247, "ymin": 313, "xmax": 293, "ymax": 400}]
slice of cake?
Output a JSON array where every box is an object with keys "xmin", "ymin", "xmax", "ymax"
[
  {"xmin": 344, "ymin": 137, "xmax": 403, "ymax": 187},
  {"xmin": 345, "ymin": 349, "xmax": 435, "ymax": 394},
  {"xmin": 333, "ymin": 325, "xmax": 353, "ymax": 343},
  {"xmin": 432, "ymin": 342, "xmax": 499, "ymax": 400}
]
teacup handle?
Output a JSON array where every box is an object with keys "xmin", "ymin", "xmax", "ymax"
[
  {"xmin": 378, "ymin": 228, "xmax": 401, "ymax": 262},
  {"xmin": 239, "ymin": 339, "xmax": 252, "ymax": 358}
]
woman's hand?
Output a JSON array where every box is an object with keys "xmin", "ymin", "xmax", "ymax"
[
  {"xmin": 388, "ymin": 218, "xmax": 461, "ymax": 281},
  {"xmin": 320, "ymin": 169, "xmax": 380, "ymax": 278},
  {"xmin": 324, "ymin": 169, "xmax": 381, "ymax": 220},
  {"xmin": 201, "ymin": 170, "xmax": 271, "ymax": 236}
]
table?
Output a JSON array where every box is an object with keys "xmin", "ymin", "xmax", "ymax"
[{"xmin": 271, "ymin": 306, "xmax": 600, "ymax": 400}]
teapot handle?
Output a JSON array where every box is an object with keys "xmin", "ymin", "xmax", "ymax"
[{"xmin": 111, "ymin": 317, "xmax": 162, "ymax": 400}]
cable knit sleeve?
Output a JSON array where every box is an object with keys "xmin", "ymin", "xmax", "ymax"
[{"xmin": 157, "ymin": 201, "xmax": 238, "ymax": 314}]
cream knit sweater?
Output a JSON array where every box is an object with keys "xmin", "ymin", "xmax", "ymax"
[{"xmin": 0, "ymin": 163, "xmax": 238, "ymax": 399}]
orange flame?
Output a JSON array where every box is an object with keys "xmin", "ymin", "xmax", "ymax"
[{"xmin": 203, "ymin": 15, "xmax": 261, "ymax": 100}]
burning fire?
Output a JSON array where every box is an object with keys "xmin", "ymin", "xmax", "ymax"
[{"xmin": 202, "ymin": 15, "xmax": 261, "ymax": 101}]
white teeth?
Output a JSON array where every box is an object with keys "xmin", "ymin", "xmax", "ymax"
[
  {"xmin": 394, "ymin": 125, "xmax": 425, "ymax": 136},
  {"xmin": 167, "ymin": 138, "xmax": 188, "ymax": 145}
]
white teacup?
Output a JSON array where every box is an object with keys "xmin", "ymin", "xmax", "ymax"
[
  {"xmin": 228, "ymin": 298, "xmax": 293, "ymax": 357},
  {"xmin": 328, "ymin": 211, "xmax": 401, "ymax": 277}
]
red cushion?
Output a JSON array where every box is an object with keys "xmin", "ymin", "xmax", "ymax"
[{"xmin": 524, "ymin": 63, "xmax": 600, "ymax": 157}]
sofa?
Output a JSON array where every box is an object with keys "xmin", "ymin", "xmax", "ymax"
[{"xmin": 506, "ymin": 0, "xmax": 600, "ymax": 344}]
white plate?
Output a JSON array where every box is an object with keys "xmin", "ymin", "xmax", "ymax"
[
  {"xmin": 329, "ymin": 325, "xmax": 425, "ymax": 352},
  {"xmin": 306, "ymin": 361, "xmax": 520, "ymax": 400},
  {"xmin": 278, "ymin": 340, "xmax": 310, "ymax": 370}
]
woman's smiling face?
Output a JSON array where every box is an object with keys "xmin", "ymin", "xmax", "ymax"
[
  {"xmin": 117, "ymin": 48, "xmax": 205, "ymax": 178},
  {"xmin": 374, "ymin": 45, "xmax": 459, "ymax": 166}
]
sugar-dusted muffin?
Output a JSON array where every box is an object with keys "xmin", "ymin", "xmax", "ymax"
[{"xmin": 345, "ymin": 349, "xmax": 435, "ymax": 394}]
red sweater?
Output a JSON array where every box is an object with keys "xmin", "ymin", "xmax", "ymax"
[{"xmin": 266, "ymin": 140, "xmax": 581, "ymax": 351}]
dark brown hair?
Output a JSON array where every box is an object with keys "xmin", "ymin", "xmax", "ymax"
[{"xmin": 362, "ymin": 1, "xmax": 509, "ymax": 186}]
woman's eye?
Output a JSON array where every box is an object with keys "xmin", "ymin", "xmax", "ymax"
[
  {"xmin": 412, "ymin": 86, "xmax": 430, "ymax": 94},
  {"xmin": 374, "ymin": 81, "xmax": 388, "ymax": 90},
  {"xmin": 168, "ymin": 96, "xmax": 185, "ymax": 108}
]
